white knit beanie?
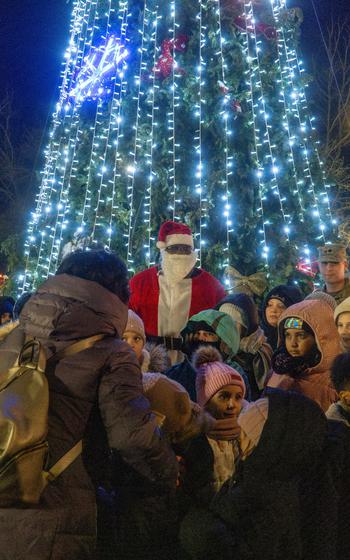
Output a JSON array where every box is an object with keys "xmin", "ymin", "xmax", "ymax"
[
  {"xmin": 334, "ymin": 296, "xmax": 350, "ymax": 325},
  {"xmin": 125, "ymin": 310, "xmax": 146, "ymax": 343},
  {"xmin": 219, "ymin": 303, "xmax": 248, "ymax": 330}
]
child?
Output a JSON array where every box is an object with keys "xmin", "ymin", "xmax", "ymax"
[
  {"xmin": 179, "ymin": 346, "xmax": 246, "ymax": 506},
  {"xmin": 334, "ymin": 296, "xmax": 350, "ymax": 352},
  {"xmin": 268, "ymin": 299, "xmax": 339, "ymax": 411},
  {"xmin": 116, "ymin": 310, "xmax": 215, "ymax": 560},
  {"xmin": 123, "ymin": 310, "xmax": 213, "ymax": 442}
]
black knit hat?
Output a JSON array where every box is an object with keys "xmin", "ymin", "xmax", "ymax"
[{"xmin": 264, "ymin": 285, "xmax": 303, "ymax": 310}]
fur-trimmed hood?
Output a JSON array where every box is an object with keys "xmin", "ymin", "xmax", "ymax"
[{"xmin": 141, "ymin": 343, "xmax": 169, "ymax": 373}]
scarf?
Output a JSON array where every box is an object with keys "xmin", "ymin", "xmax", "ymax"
[{"xmin": 272, "ymin": 345, "xmax": 321, "ymax": 379}]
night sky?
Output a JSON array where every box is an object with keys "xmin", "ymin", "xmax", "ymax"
[{"xmin": 1, "ymin": 0, "xmax": 350, "ymax": 150}]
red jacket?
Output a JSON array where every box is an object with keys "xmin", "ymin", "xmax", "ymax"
[{"xmin": 129, "ymin": 266, "xmax": 226, "ymax": 337}]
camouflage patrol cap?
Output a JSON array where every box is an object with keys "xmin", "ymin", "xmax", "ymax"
[{"xmin": 318, "ymin": 244, "xmax": 348, "ymax": 263}]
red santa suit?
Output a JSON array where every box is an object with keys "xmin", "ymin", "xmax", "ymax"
[
  {"xmin": 129, "ymin": 265, "xmax": 226, "ymax": 338},
  {"xmin": 129, "ymin": 221, "xmax": 225, "ymax": 363}
]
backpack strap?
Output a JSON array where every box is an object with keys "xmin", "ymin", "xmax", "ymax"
[
  {"xmin": 47, "ymin": 334, "xmax": 106, "ymax": 364},
  {"xmin": 43, "ymin": 334, "xmax": 106, "ymax": 482},
  {"xmin": 43, "ymin": 440, "xmax": 83, "ymax": 483}
]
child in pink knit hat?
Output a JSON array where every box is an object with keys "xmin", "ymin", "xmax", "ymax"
[{"xmin": 179, "ymin": 346, "xmax": 246, "ymax": 505}]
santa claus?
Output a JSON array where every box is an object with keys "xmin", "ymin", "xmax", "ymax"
[{"xmin": 129, "ymin": 221, "xmax": 226, "ymax": 363}]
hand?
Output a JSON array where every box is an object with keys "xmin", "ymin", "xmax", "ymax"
[{"xmin": 208, "ymin": 416, "xmax": 241, "ymax": 441}]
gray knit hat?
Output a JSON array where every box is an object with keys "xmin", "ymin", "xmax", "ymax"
[{"xmin": 305, "ymin": 290, "xmax": 337, "ymax": 312}]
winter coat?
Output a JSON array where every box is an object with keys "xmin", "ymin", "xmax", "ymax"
[
  {"xmin": 178, "ymin": 434, "xmax": 239, "ymax": 508},
  {"xmin": 0, "ymin": 274, "xmax": 177, "ymax": 560},
  {"xmin": 326, "ymin": 403, "xmax": 350, "ymax": 560},
  {"xmin": 0, "ymin": 319, "xmax": 20, "ymax": 372},
  {"xmin": 260, "ymin": 285, "xmax": 303, "ymax": 350},
  {"xmin": 268, "ymin": 300, "xmax": 340, "ymax": 412},
  {"xmin": 180, "ymin": 390, "xmax": 338, "ymax": 560}
]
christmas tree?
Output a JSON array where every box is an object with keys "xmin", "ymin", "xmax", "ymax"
[{"xmin": 20, "ymin": 0, "xmax": 338, "ymax": 292}]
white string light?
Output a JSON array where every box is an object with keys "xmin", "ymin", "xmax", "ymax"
[
  {"xmin": 241, "ymin": 5, "xmax": 269, "ymax": 267},
  {"xmin": 143, "ymin": 7, "xmax": 160, "ymax": 267}
]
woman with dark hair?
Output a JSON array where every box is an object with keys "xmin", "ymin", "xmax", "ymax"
[
  {"xmin": 260, "ymin": 285, "xmax": 303, "ymax": 351},
  {"xmin": 0, "ymin": 249, "xmax": 177, "ymax": 560},
  {"xmin": 57, "ymin": 248, "xmax": 130, "ymax": 303},
  {"xmin": 216, "ymin": 293, "xmax": 272, "ymax": 400}
]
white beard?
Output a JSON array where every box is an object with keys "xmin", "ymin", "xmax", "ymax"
[{"xmin": 161, "ymin": 250, "xmax": 197, "ymax": 285}]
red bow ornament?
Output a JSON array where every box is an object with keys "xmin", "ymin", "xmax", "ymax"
[{"xmin": 154, "ymin": 35, "xmax": 189, "ymax": 80}]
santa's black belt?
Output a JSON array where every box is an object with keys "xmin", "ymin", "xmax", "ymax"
[{"xmin": 147, "ymin": 335, "xmax": 183, "ymax": 351}]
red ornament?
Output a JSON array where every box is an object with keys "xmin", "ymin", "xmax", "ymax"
[
  {"xmin": 218, "ymin": 80, "xmax": 230, "ymax": 95},
  {"xmin": 234, "ymin": 15, "xmax": 277, "ymax": 40},
  {"xmin": 256, "ymin": 22, "xmax": 277, "ymax": 40},
  {"xmin": 231, "ymin": 99, "xmax": 242, "ymax": 113},
  {"xmin": 296, "ymin": 259, "xmax": 317, "ymax": 279},
  {"xmin": 154, "ymin": 35, "xmax": 189, "ymax": 80}
]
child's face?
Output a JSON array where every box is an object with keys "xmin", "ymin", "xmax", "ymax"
[
  {"xmin": 285, "ymin": 328, "xmax": 316, "ymax": 358},
  {"xmin": 205, "ymin": 384, "xmax": 244, "ymax": 420},
  {"xmin": 265, "ymin": 298, "xmax": 286, "ymax": 327},
  {"xmin": 122, "ymin": 331, "xmax": 144, "ymax": 362},
  {"xmin": 337, "ymin": 312, "xmax": 350, "ymax": 351}
]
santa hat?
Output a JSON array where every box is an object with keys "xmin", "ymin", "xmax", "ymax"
[
  {"xmin": 156, "ymin": 220, "xmax": 194, "ymax": 250},
  {"xmin": 194, "ymin": 346, "xmax": 246, "ymax": 407}
]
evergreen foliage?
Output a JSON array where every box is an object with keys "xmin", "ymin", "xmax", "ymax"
[{"xmin": 22, "ymin": 0, "xmax": 338, "ymax": 291}]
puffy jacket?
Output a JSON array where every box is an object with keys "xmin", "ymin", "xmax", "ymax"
[
  {"xmin": 268, "ymin": 299, "xmax": 340, "ymax": 412},
  {"xmin": 0, "ymin": 274, "xmax": 177, "ymax": 560}
]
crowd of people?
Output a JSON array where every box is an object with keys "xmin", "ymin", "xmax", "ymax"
[{"xmin": 0, "ymin": 220, "xmax": 349, "ymax": 560}]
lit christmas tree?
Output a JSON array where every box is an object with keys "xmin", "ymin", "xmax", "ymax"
[{"xmin": 21, "ymin": 0, "xmax": 338, "ymax": 292}]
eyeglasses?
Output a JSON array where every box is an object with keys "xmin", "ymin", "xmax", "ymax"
[{"xmin": 165, "ymin": 244, "xmax": 193, "ymax": 255}]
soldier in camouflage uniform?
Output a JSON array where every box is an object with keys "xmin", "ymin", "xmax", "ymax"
[{"xmin": 318, "ymin": 244, "xmax": 350, "ymax": 305}]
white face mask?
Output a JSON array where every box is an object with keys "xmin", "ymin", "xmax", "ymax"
[{"xmin": 161, "ymin": 250, "xmax": 197, "ymax": 284}]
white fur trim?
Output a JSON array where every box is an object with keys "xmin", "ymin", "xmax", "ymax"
[
  {"xmin": 158, "ymin": 275, "xmax": 192, "ymax": 339},
  {"xmin": 142, "ymin": 372, "xmax": 163, "ymax": 392},
  {"xmin": 157, "ymin": 233, "xmax": 194, "ymax": 249},
  {"xmin": 141, "ymin": 349, "xmax": 151, "ymax": 373}
]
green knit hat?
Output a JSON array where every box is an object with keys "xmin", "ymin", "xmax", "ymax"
[{"xmin": 182, "ymin": 309, "xmax": 240, "ymax": 358}]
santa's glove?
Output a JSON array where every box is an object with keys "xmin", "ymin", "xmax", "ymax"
[{"xmin": 208, "ymin": 416, "xmax": 241, "ymax": 441}]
